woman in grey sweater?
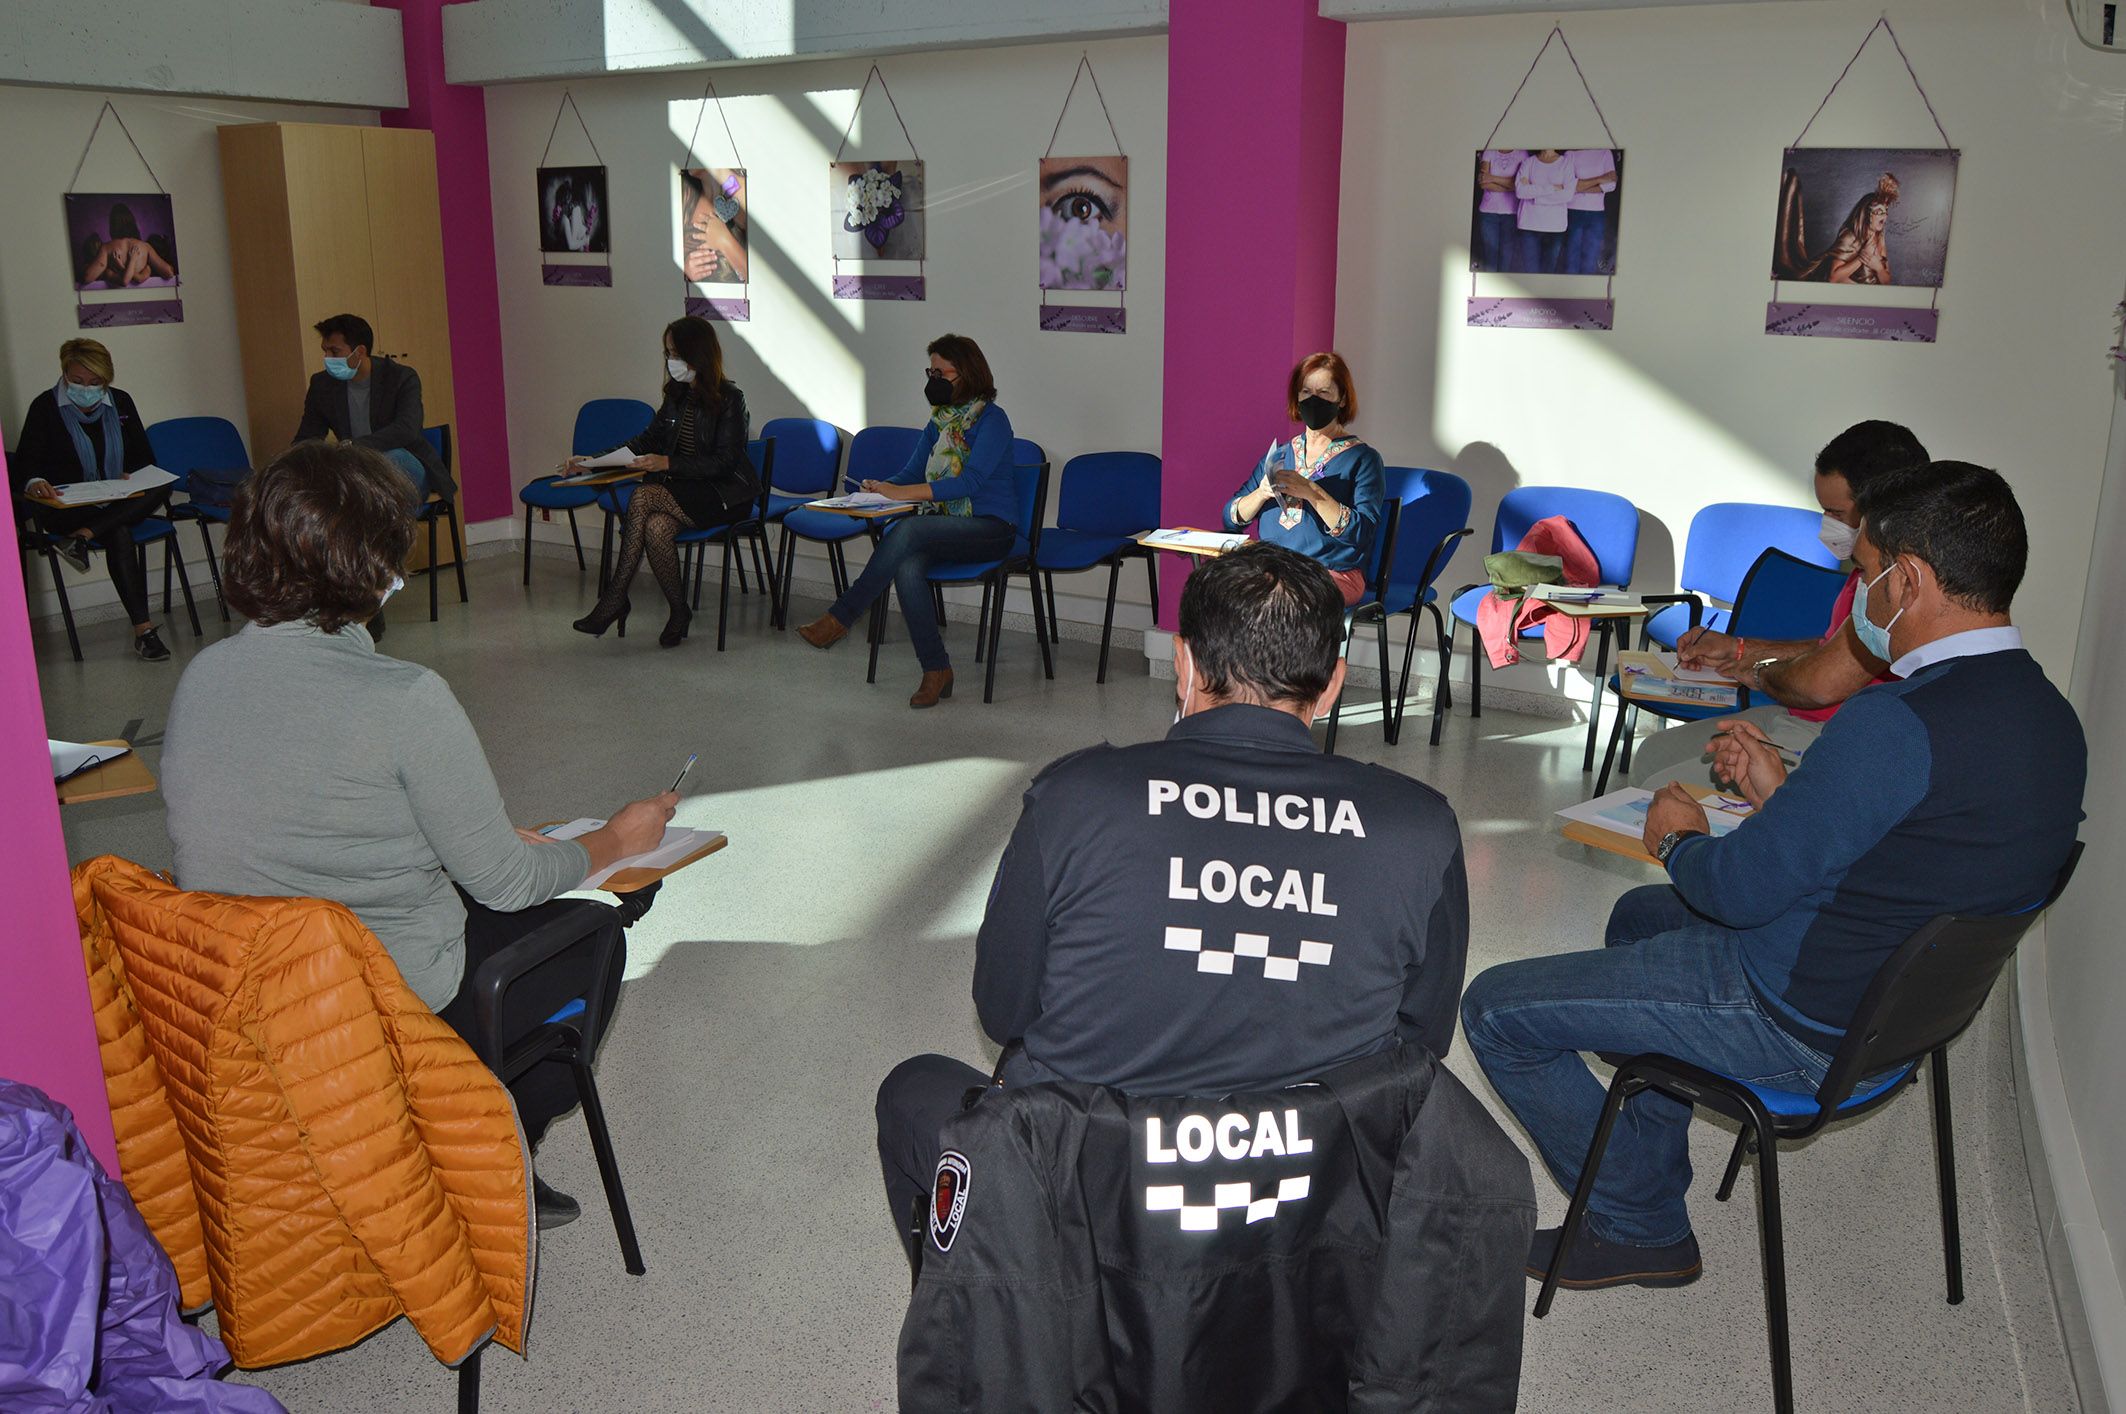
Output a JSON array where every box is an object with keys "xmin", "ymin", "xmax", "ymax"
[{"xmin": 163, "ymin": 442, "xmax": 675, "ymax": 1227}]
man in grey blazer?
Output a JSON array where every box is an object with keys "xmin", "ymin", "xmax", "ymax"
[{"xmin": 293, "ymin": 312, "xmax": 455, "ymax": 503}]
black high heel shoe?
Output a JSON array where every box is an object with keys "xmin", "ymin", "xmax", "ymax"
[
  {"xmin": 659, "ymin": 605, "xmax": 692, "ymax": 648},
  {"xmin": 573, "ymin": 596, "xmax": 631, "ymax": 639}
]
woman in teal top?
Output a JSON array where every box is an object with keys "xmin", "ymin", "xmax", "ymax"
[
  {"xmin": 796, "ymin": 333, "xmax": 1017, "ymax": 708},
  {"xmin": 1223, "ymin": 351, "xmax": 1385, "ymax": 605}
]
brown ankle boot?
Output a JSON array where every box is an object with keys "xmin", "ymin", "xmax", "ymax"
[
  {"xmin": 910, "ymin": 668, "xmax": 954, "ymax": 708},
  {"xmin": 798, "ymin": 614, "xmax": 849, "ymax": 650}
]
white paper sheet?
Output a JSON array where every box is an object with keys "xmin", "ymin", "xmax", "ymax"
[
  {"xmin": 50, "ymin": 738, "xmax": 128, "ymax": 783},
  {"xmin": 540, "ymin": 818, "xmax": 725, "ymax": 889},
  {"xmin": 1556, "ymin": 787, "xmax": 1753, "ymax": 841},
  {"xmin": 1526, "ymin": 582, "xmax": 1638, "ymax": 607},
  {"xmin": 1142, "ymin": 528, "xmax": 1248, "ymax": 554},
  {"xmin": 47, "ymin": 467, "xmax": 177, "ymax": 506},
  {"xmin": 808, "ymin": 491, "xmax": 900, "ymax": 510}
]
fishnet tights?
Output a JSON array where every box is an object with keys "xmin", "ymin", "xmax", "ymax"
[{"xmin": 596, "ymin": 482, "xmax": 697, "ymax": 613}]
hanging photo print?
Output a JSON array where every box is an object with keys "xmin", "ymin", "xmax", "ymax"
[
  {"xmin": 538, "ymin": 93, "xmax": 611, "ymax": 287},
  {"xmin": 1768, "ymin": 149, "xmax": 1956, "ymax": 288},
  {"xmin": 66, "ymin": 192, "xmax": 181, "ymax": 328},
  {"xmin": 681, "ymin": 168, "xmax": 748, "ymax": 283},
  {"xmin": 1469, "ymin": 149, "xmax": 1622, "ymax": 276},
  {"xmin": 539, "ymin": 166, "xmax": 609, "ymax": 255},
  {"xmin": 830, "ymin": 66, "xmax": 926, "ymax": 301},
  {"xmin": 1765, "ymin": 18, "xmax": 1956, "ymax": 343},
  {"xmin": 1037, "ymin": 57, "xmax": 1128, "ymax": 334},
  {"xmin": 1465, "ymin": 29, "xmax": 1620, "ymax": 332}
]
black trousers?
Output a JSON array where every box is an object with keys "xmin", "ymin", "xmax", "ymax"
[
  {"xmin": 439, "ymin": 892, "xmax": 630, "ymax": 1148},
  {"xmin": 31, "ymin": 488, "xmax": 170, "ymax": 625},
  {"xmin": 876, "ymin": 1054, "xmax": 993, "ymax": 1260}
]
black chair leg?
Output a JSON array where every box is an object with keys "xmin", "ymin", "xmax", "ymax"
[
  {"xmin": 1930, "ymin": 1047, "xmax": 1964, "ymax": 1305},
  {"xmin": 169, "ymin": 541, "xmax": 203, "ymax": 637},
  {"xmin": 429, "ymin": 515, "xmax": 441, "ymax": 622},
  {"xmin": 1374, "ymin": 610, "xmax": 1393, "ymax": 744},
  {"xmin": 1030, "ymin": 567, "xmax": 1053, "ymax": 680},
  {"xmin": 1594, "ymin": 697, "xmax": 1629, "ymax": 796},
  {"xmin": 1716, "ymin": 1129, "xmax": 1750, "ymax": 1202},
  {"xmin": 718, "ymin": 539, "xmax": 735, "ymax": 651},
  {"xmin": 1582, "ymin": 620, "xmax": 1613, "ymax": 773},
  {"xmin": 569, "ymin": 1047, "xmax": 646, "ymax": 1275},
  {"xmin": 733, "ymin": 537, "xmax": 750, "ymax": 596},
  {"xmin": 1323, "ymin": 617, "xmax": 1354, "ymax": 755},
  {"xmin": 522, "ymin": 503, "xmax": 534, "ymax": 586},
  {"xmin": 973, "ymin": 582, "xmax": 990, "ymax": 664},
  {"xmin": 1430, "ymin": 608, "xmax": 1452, "ymax": 747},
  {"xmin": 458, "ymin": 1345, "xmax": 481, "ymax": 1414},
  {"xmin": 196, "ymin": 520, "xmax": 227, "ymax": 621},
  {"xmin": 567, "ymin": 508, "xmax": 586, "ymax": 572},
  {"xmin": 1045, "ymin": 571, "xmax": 1060, "ymax": 644},
  {"xmin": 1144, "ymin": 552, "xmax": 1158, "ymax": 616},
  {"xmin": 162, "ymin": 540, "xmax": 173, "ymax": 612},
  {"xmin": 1535, "ymin": 1070, "xmax": 1642, "ymax": 1320},
  {"xmin": 45, "ymin": 550, "xmax": 83, "ymax": 662},
  {"xmin": 1748, "ymin": 1105, "xmax": 1795, "ymax": 1414},
  {"xmin": 866, "ymin": 594, "xmax": 886, "ymax": 685},
  {"xmin": 1096, "ymin": 559, "xmax": 1121, "ymax": 684},
  {"xmin": 1467, "ymin": 619, "xmax": 1483, "ymax": 719},
  {"xmin": 932, "ymin": 584, "xmax": 946, "ymax": 629},
  {"xmin": 449, "ymin": 508, "xmax": 468, "ymax": 604},
  {"xmin": 1619, "ymin": 702, "xmax": 1638, "ymax": 773},
  {"xmin": 984, "ymin": 572, "xmax": 1006, "ymax": 704},
  {"xmin": 758, "ymin": 527, "xmax": 783, "ymax": 629}
]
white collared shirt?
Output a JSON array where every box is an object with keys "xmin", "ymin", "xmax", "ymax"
[{"xmin": 1889, "ymin": 625, "xmax": 2024, "ymax": 679}]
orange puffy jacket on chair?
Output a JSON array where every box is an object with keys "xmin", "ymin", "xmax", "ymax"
[{"xmin": 73, "ymin": 855, "xmax": 533, "ymax": 1370}]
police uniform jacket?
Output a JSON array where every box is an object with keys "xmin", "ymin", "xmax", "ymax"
[
  {"xmin": 976, "ymin": 702, "xmax": 1469, "ymax": 1097},
  {"xmin": 897, "ymin": 1043, "xmax": 1535, "ymax": 1413}
]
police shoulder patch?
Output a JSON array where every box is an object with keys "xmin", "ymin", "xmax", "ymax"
[{"xmin": 930, "ymin": 1150, "xmax": 971, "ymax": 1252}]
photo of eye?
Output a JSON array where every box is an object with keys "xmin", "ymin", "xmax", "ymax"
[
  {"xmin": 1038, "ymin": 155, "xmax": 1126, "ymax": 292},
  {"xmin": 680, "ymin": 167, "xmax": 747, "ymax": 285}
]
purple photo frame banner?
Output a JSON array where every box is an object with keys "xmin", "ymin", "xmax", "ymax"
[
  {"xmin": 543, "ymin": 264, "xmax": 611, "ymax": 287},
  {"xmin": 1466, "ymin": 297, "xmax": 1614, "ymax": 331},
  {"xmin": 686, "ymin": 296, "xmax": 752, "ymax": 322},
  {"xmin": 833, "ymin": 274, "xmax": 925, "ymax": 302},
  {"xmin": 1038, "ymin": 305, "xmax": 1126, "ymax": 335},
  {"xmin": 77, "ymin": 298, "xmax": 182, "ymax": 329},
  {"xmin": 1765, "ymin": 303, "xmax": 1938, "ymax": 343}
]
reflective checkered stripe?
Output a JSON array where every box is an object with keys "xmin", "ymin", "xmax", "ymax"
[
  {"xmin": 1145, "ymin": 1174, "xmax": 1312, "ymax": 1230},
  {"xmin": 1164, "ymin": 926, "xmax": 1332, "ymax": 980}
]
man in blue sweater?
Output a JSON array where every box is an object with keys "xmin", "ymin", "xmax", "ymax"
[{"xmin": 1461, "ymin": 461, "xmax": 2085, "ymax": 1289}]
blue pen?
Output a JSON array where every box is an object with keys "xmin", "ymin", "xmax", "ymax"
[{"xmin": 668, "ymin": 753, "xmax": 698, "ymax": 794}]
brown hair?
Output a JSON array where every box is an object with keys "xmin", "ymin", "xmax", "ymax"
[
  {"xmin": 58, "ymin": 338, "xmax": 114, "ymax": 384},
  {"xmin": 926, "ymin": 333, "xmax": 998, "ymax": 403},
  {"xmin": 664, "ymin": 315, "xmax": 725, "ymax": 409},
  {"xmin": 1286, "ymin": 351, "xmax": 1357, "ymax": 426},
  {"xmin": 223, "ymin": 442, "xmax": 415, "ymax": 634}
]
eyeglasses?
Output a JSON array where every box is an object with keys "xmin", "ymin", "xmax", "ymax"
[{"xmin": 924, "ymin": 366, "xmax": 952, "ymax": 379}]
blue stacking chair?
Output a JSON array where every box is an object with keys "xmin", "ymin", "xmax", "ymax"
[
  {"xmin": 1537, "ymin": 845, "xmax": 2082, "ymax": 1414},
  {"xmin": 148, "ymin": 415, "xmax": 251, "ymax": 622},
  {"xmin": 1593, "ymin": 547, "xmax": 1848, "ymax": 793},
  {"xmin": 759, "ymin": 417, "xmax": 844, "ymax": 629},
  {"xmin": 863, "ymin": 452, "xmax": 1053, "ymax": 704},
  {"xmin": 1448, "ymin": 486, "xmax": 1640, "ymax": 772},
  {"xmin": 1372, "ymin": 468, "xmax": 1476, "ymax": 748},
  {"xmin": 521, "ymin": 398, "xmax": 657, "ymax": 587},
  {"xmin": 677, "ymin": 437, "xmax": 780, "ymax": 651},
  {"xmin": 1033, "ymin": 451, "xmax": 1161, "ymax": 683},
  {"xmin": 414, "ymin": 426, "xmax": 469, "ymax": 622},
  {"xmin": 18, "ymin": 498, "xmax": 204, "ymax": 661},
  {"xmin": 1641, "ymin": 503, "xmax": 1839, "ymax": 651},
  {"xmin": 775, "ymin": 424, "xmax": 925, "ymax": 627}
]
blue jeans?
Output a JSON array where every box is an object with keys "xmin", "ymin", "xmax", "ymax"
[
  {"xmin": 1476, "ymin": 212, "xmax": 1517, "ymax": 272},
  {"xmin": 1564, "ymin": 209, "xmax": 1608, "ymax": 274},
  {"xmin": 1516, "ymin": 228, "xmax": 1565, "ymax": 274},
  {"xmin": 382, "ymin": 448, "xmax": 429, "ymax": 507},
  {"xmin": 1460, "ymin": 885, "xmax": 1839, "ymax": 1246},
  {"xmin": 829, "ymin": 513, "xmax": 1015, "ymax": 672}
]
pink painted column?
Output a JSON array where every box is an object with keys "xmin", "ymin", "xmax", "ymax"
[
  {"xmin": 375, "ymin": 0, "xmax": 514, "ymax": 524},
  {"xmin": 1157, "ymin": 0, "xmax": 1346, "ymax": 628},
  {"xmin": 0, "ymin": 440, "xmax": 118, "ymax": 1170}
]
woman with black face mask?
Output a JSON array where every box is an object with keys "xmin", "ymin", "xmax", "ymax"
[
  {"xmin": 796, "ymin": 333, "xmax": 1018, "ymax": 709},
  {"xmin": 1222, "ymin": 351, "xmax": 1385, "ymax": 606}
]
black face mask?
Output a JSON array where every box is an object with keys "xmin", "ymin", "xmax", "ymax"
[
  {"xmin": 924, "ymin": 374, "xmax": 957, "ymax": 407},
  {"xmin": 1297, "ymin": 394, "xmax": 1341, "ymax": 431}
]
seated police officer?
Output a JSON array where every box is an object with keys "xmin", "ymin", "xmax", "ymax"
[{"xmin": 875, "ymin": 542, "xmax": 1471, "ymax": 1252}]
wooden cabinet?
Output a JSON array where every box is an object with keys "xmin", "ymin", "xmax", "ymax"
[{"xmin": 218, "ymin": 122, "xmax": 462, "ymax": 569}]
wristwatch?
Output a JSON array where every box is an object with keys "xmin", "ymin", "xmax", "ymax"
[
  {"xmin": 1654, "ymin": 830, "xmax": 1693, "ymax": 865},
  {"xmin": 1745, "ymin": 656, "xmax": 1783, "ymax": 690}
]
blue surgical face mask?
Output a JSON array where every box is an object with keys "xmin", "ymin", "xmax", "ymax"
[
  {"xmin": 64, "ymin": 381, "xmax": 106, "ymax": 410},
  {"xmin": 324, "ymin": 355, "xmax": 357, "ymax": 381},
  {"xmin": 1850, "ymin": 561, "xmax": 1905, "ymax": 661}
]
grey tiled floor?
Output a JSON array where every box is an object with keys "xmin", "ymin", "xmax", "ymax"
[{"xmin": 38, "ymin": 552, "xmax": 2077, "ymax": 1412}]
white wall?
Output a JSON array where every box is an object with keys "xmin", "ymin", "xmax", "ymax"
[
  {"xmin": 1335, "ymin": 0, "xmax": 2126, "ymax": 702},
  {"xmin": 482, "ymin": 35, "xmax": 1167, "ymax": 631},
  {"xmin": 0, "ymin": 85, "xmax": 377, "ymax": 623}
]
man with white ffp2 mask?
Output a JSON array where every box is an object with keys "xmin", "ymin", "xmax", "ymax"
[
  {"xmin": 1626, "ymin": 420, "xmax": 1932, "ymax": 791},
  {"xmin": 873, "ymin": 542, "xmax": 1471, "ymax": 1261}
]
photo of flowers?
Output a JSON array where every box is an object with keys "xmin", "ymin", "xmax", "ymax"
[
  {"xmin": 1038, "ymin": 156, "xmax": 1126, "ymax": 291},
  {"xmin": 831, "ymin": 160, "xmax": 923, "ymax": 261},
  {"xmin": 1769, "ymin": 147, "xmax": 1957, "ymax": 288},
  {"xmin": 680, "ymin": 167, "xmax": 748, "ymax": 284}
]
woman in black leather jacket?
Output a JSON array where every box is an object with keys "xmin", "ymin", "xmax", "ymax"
[{"xmin": 571, "ymin": 316, "xmax": 758, "ymax": 647}]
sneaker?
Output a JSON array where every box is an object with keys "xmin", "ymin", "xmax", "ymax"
[
  {"xmin": 534, "ymin": 1175, "xmax": 581, "ymax": 1230},
  {"xmin": 57, "ymin": 539, "xmax": 92, "ymax": 573},
  {"xmin": 1525, "ymin": 1224, "xmax": 1701, "ymax": 1290},
  {"xmin": 133, "ymin": 629, "xmax": 171, "ymax": 662}
]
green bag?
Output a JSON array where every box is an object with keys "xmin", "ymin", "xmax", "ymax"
[{"xmin": 1483, "ymin": 550, "xmax": 1566, "ymax": 597}]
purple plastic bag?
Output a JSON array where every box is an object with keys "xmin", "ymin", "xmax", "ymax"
[{"xmin": 0, "ymin": 1078, "xmax": 286, "ymax": 1412}]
